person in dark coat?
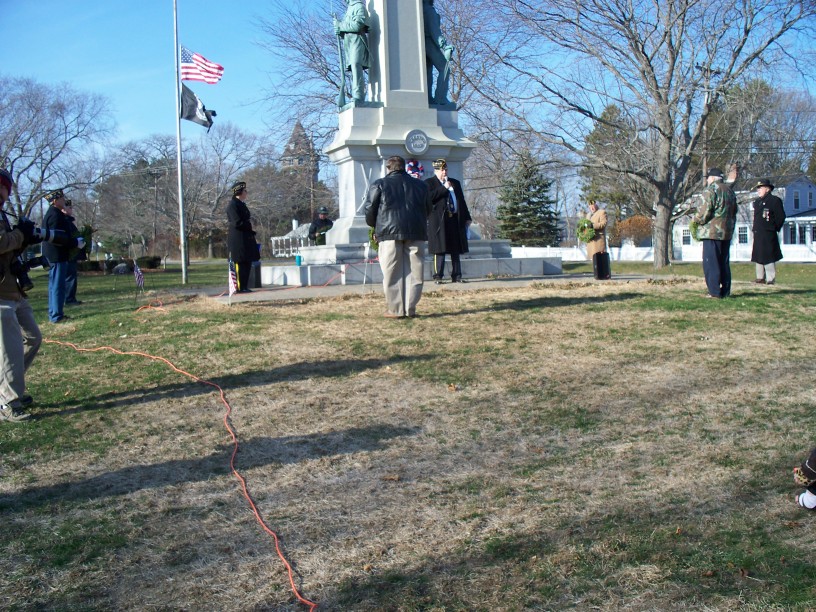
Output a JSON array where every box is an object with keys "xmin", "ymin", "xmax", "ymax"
[
  {"xmin": 308, "ymin": 206, "xmax": 333, "ymax": 246},
  {"xmin": 364, "ymin": 156, "xmax": 432, "ymax": 318},
  {"xmin": 226, "ymin": 181, "xmax": 260, "ymax": 293},
  {"xmin": 42, "ymin": 189, "xmax": 84, "ymax": 322},
  {"xmin": 425, "ymin": 159, "xmax": 471, "ymax": 283},
  {"xmin": 750, "ymin": 178, "xmax": 786, "ymax": 285},
  {"xmin": 63, "ymin": 200, "xmax": 86, "ymax": 305}
]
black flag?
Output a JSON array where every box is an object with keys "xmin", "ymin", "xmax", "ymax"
[{"xmin": 180, "ymin": 83, "xmax": 216, "ymax": 130}]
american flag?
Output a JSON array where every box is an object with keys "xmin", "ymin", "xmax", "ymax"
[
  {"xmin": 180, "ymin": 46, "xmax": 224, "ymax": 84},
  {"xmin": 133, "ymin": 262, "xmax": 144, "ymax": 289},
  {"xmin": 228, "ymin": 259, "xmax": 238, "ymax": 296}
]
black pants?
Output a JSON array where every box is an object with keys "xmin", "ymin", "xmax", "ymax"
[
  {"xmin": 235, "ymin": 261, "xmax": 252, "ymax": 291},
  {"xmin": 702, "ymin": 239, "xmax": 731, "ymax": 298},
  {"xmin": 433, "ymin": 253, "xmax": 461, "ymax": 280}
]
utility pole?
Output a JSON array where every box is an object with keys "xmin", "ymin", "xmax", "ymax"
[{"xmin": 696, "ymin": 64, "xmax": 722, "ymax": 180}]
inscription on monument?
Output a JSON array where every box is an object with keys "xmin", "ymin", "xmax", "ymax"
[{"xmin": 405, "ymin": 129, "xmax": 430, "ymax": 155}]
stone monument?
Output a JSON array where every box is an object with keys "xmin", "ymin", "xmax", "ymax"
[
  {"xmin": 302, "ymin": 0, "xmax": 476, "ymax": 265},
  {"xmin": 262, "ymin": 0, "xmax": 560, "ymax": 285}
]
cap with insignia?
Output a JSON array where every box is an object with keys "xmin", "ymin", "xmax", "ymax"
[
  {"xmin": 432, "ymin": 159, "xmax": 447, "ymax": 170},
  {"xmin": 231, "ymin": 181, "xmax": 246, "ymax": 196},
  {"xmin": 706, "ymin": 167, "xmax": 723, "ymax": 179},
  {"xmin": 754, "ymin": 178, "xmax": 774, "ymax": 190},
  {"xmin": 45, "ymin": 188, "xmax": 65, "ymax": 202}
]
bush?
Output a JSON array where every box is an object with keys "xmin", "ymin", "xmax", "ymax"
[
  {"xmin": 136, "ymin": 256, "xmax": 162, "ymax": 270},
  {"xmin": 617, "ymin": 215, "xmax": 653, "ymax": 246}
]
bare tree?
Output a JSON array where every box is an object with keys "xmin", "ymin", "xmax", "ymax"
[
  {"xmin": 0, "ymin": 76, "xmax": 114, "ymax": 217},
  {"xmin": 476, "ymin": 0, "xmax": 816, "ymax": 267}
]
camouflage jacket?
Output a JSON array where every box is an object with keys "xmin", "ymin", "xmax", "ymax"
[{"xmin": 693, "ymin": 180, "xmax": 737, "ymax": 241}]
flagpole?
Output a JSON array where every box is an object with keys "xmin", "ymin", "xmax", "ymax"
[{"xmin": 172, "ymin": 0, "xmax": 189, "ymax": 284}]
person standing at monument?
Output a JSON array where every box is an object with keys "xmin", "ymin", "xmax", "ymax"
[
  {"xmin": 423, "ymin": 0, "xmax": 455, "ymax": 106},
  {"xmin": 692, "ymin": 168, "xmax": 738, "ymax": 299},
  {"xmin": 364, "ymin": 156, "xmax": 432, "ymax": 318},
  {"xmin": 226, "ymin": 181, "xmax": 260, "ymax": 293},
  {"xmin": 308, "ymin": 206, "xmax": 334, "ymax": 246},
  {"xmin": 334, "ymin": 0, "xmax": 370, "ymax": 103},
  {"xmin": 426, "ymin": 159, "xmax": 471, "ymax": 283},
  {"xmin": 750, "ymin": 179, "xmax": 785, "ymax": 285}
]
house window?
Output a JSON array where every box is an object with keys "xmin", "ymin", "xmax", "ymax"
[
  {"xmin": 812, "ymin": 225, "xmax": 816, "ymax": 242},
  {"xmin": 738, "ymin": 227, "xmax": 748, "ymax": 244},
  {"xmin": 810, "ymin": 192, "xmax": 813, "ymax": 209},
  {"xmin": 682, "ymin": 229, "xmax": 691, "ymax": 245},
  {"xmin": 800, "ymin": 225, "xmax": 806, "ymax": 244},
  {"xmin": 790, "ymin": 226, "xmax": 797, "ymax": 244},
  {"xmin": 794, "ymin": 191, "xmax": 800, "ymax": 210}
]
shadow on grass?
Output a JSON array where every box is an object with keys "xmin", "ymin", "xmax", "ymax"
[
  {"xmin": 0, "ymin": 424, "xmax": 419, "ymax": 511},
  {"xmin": 34, "ymin": 354, "xmax": 436, "ymax": 419},
  {"xmin": 422, "ymin": 291, "xmax": 645, "ymax": 318}
]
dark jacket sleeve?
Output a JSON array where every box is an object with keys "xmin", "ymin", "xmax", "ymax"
[{"xmin": 364, "ymin": 181, "xmax": 382, "ymax": 227}]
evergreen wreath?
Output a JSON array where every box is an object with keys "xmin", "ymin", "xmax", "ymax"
[
  {"xmin": 368, "ymin": 227, "xmax": 379, "ymax": 252},
  {"xmin": 689, "ymin": 220, "xmax": 700, "ymax": 241},
  {"xmin": 576, "ymin": 218, "xmax": 596, "ymax": 243}
]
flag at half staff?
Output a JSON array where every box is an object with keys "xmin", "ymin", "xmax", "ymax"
[
  {"xmin": 180, "ymin": 46, "xmax": 224, "ymax": 84},
  {"xmin": 181, "ymin": 84, "xmax": 216, "ymax": 130},
  {"xmin": 228, "ymin": 259, "xmax": 238, "ymax": 296}
]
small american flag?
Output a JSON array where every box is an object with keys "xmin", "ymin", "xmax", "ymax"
[
  {"xmin": 133, "ymin": 262, "xmax": 144, "ymax": 289},
  {"xmin": 180, "ymin": 46, "xmax": 224, "ymax": 84},
  {"xmin": 228, "ymin": 259, "xmax": 238, "ymax": 296}
]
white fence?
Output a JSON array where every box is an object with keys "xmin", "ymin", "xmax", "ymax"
[
  {"xmin": 269, "ymin": 237, "xmax": 314, "ymax": 257},
  {"xmin": 512, "ymin": 242, "xmax": 816, "ymax": 263}
]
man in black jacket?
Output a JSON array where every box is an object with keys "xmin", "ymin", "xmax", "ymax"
[
  {"xmin": 426, "ymin": 158, "xmax": 471, "ymax": 283},
  {"xmin": 364, "ymin": 156, "xmax": 432, "ymax": 318},
  {"xmin": 42, "ymin": 189, "xmax": 84, "ymax": 323},
  {"xmin": 750, "ymin": 179, "xmax": 786, "ymax": 285}
]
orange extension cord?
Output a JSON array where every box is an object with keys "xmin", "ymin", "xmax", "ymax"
[{"xmin": 43, "ymin": 335, "xmax": 319, "ymax": 611}]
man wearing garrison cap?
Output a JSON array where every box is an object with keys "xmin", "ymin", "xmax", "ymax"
[
  {"xmin": 225, "ymin": 181, "xmax": 259, "ymax": 293},
  {"xmin": 691, "ymin": 168, "xmax": 737, "ymax": 298},
  {"xmin": 425, "ymin": 159, "xmax": 471, "ymax": 283},
  {"xmin": 43, "ymin": 188, "xmax": 84, "ymax": 322},
  {"xmin": 750, "ymin": 179, "xmax": 785, "ymax": 285}
]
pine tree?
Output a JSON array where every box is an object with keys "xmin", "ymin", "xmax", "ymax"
[{"xmin": 497, "ymin": 151, "xmax": 560, "ymax": 246}]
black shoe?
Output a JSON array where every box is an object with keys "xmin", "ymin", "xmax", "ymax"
[
  {"xmin": 451, "ymin": 277, "xmax": 466, "ymax": 283},
  {"xmin": 65, "ymin": 300, "xmax": 83, "ymax": 305},
  {"xmin": 766, "ymin": 280, "xmax": 775, "ymax": 285}
]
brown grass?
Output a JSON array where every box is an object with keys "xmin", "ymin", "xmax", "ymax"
[{"xmin": 2, "ymin": 277, "xmax": 815, "ymax": 610}]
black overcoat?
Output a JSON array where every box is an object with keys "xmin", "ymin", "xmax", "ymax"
[
  {"xmin": 226, "ymin": 196, "xmax": 260, "ymax": 262},
  {"xmin": 425, "ymin": 176, "xmax": 471, "ymax": 255},
  {"xmin": 751, "ymin": 193, "xmax": 785, "ymax": 265}
]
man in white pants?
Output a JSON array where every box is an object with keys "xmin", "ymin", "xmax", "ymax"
[
  {"xmin": 0, "ymin": 168, "xmax": 42, "ymax": 422},
  {"xmin": 364, "ymin": 156, "xmax": 432, "ymax": 318}
]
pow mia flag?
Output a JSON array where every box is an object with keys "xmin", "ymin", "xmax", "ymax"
[{"xmin": 180, "ymin": 83, "xmax": 216, "ymax": 130}]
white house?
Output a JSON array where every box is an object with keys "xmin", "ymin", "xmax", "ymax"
[{"xmin": 673, "ymin": 175, "xmax": 816, "ymax": 262}]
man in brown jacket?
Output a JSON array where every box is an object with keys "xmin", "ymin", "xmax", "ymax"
[{"xmin": 0, "ymin": 169, "xmax": 42, "ymax": 422}]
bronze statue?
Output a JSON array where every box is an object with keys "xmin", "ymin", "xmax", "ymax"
[
  {"xmin": 423, "ymin": 0, "xmax": 455, "ymax": 106},
  {"xmin": 334, "ymin": 0, "xmax": 371, "ymax": 104}
]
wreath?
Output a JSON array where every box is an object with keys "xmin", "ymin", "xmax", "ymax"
[
  {"xmin": 689, "ymin": 220, "xmax": 700, "ymax": 241},
  {"xmin": 576, "ymin": 218, "xmax": 596, "ymax": 243},
  {"xmin": 368, "ymin": 227, "xmax": 379, "ymax": 252}
]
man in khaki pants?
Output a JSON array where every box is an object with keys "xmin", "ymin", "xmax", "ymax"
[{"xmin": 364, "ymin": 156, "xmax": 432, "ymax": 318}]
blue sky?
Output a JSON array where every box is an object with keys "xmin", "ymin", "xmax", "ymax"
[{"xmin": 4, "ymin": 0, "xmax": 290, "ymax": 143}]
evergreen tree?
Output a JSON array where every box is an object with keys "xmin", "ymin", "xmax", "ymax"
[{"xmin": 497, "ymin": 151, "xmax": 560, "ymax": 246}]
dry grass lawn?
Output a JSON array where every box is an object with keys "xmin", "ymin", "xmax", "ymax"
[{"xmin": 2, "ymin": 272, "xmax": 816, "ymax": 610}]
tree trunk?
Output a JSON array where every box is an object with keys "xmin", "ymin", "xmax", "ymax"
[{"xmin": 653, "ymin": 200, "xmax": 672, "ymax": 269}]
